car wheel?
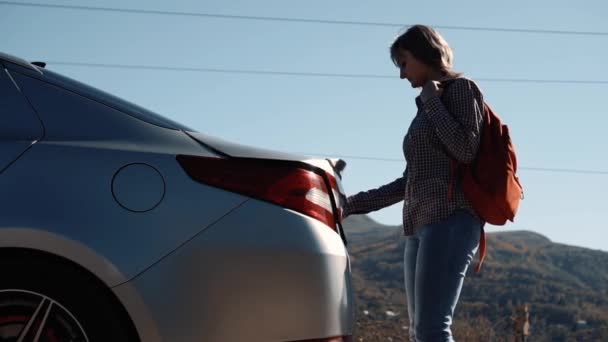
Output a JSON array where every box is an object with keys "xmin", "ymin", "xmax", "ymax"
[{"xmin": 0, "ymin": 251, "xmax": 137, "ymax": 342}]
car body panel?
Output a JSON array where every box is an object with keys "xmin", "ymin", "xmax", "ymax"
[
  {"xmin": 115, "ymin": 198, "xmax": 354, "ymax": 342},
  {"xmin": 187, "ymin": 131, "xmax": 342, "ymax": 177}
]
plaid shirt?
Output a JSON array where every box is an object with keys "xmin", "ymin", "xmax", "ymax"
[{"xmin": 344, "ymin": 77, "xmax": 484, "ymax": 235}]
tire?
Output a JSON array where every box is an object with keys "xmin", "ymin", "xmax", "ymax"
[{"xmin": 0, "ymin": 250, "xmax": 138, "ymax": 342}]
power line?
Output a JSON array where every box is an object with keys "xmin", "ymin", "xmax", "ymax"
[
  {"xmin": 46, "ymin": 61, "xmax": 395, "ymax": 79},
  {"xmin": 520, "ymin": 167, "xmax": 608, "ymax": 175},
  {"xmin": 298, "ymin": 152, "xmax": 608, "ymax": 175},
  {"xmin": 301, "ymin": 153, "xmax": 406, "ymax": 163},
  {"xmin": 2, "ymin": 1, "xmax": 608, "ymax": 37},
  {"xmin": 44, "ymin": 61, "xmax": 608, "ymax": 85}
]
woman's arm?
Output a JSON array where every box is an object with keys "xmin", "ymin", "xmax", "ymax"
[{"xmin": 343, "ymin": 168, "xmax": 407, "ymax": 217}]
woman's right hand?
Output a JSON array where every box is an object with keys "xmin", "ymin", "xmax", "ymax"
[{"xmin": 341, "ymin": 195, "xmax": 352, "ymax": 220}]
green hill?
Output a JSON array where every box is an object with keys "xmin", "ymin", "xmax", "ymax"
[{"xmin": 343, "ymin": 215, "xmax": 608, "ymax": 341}]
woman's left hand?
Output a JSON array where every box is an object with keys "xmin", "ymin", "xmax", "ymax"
[{"xmin": 420, "ymin": 80, "xmax": 443, "ymax": 103}]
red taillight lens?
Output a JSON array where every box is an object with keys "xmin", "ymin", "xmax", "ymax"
[{"xmin": 177, "ymin": 155, "xmax": 337, "ymax": 230}]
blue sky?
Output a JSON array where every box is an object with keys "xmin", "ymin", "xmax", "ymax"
[{"xmin": 2, "ymin": 0, "xmax": 608, "ymax": 251}]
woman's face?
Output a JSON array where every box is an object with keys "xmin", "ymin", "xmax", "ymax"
[{"xmin": 395, "ymin": 50, "xmax": 433, "ymax": 88}]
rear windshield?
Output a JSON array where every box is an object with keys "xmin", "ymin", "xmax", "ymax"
[{"xmin": 41, "ymin": 69, "xmax": 193, "ymax": 131}]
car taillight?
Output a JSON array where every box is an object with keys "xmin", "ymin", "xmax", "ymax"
[{"xmin": 176, "ymin": 155, "xmax": 338, "ymax": 230}]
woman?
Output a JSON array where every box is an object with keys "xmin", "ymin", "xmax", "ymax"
[{"xmin": 343, "ymin": 25, "xmax": 485, "ymax": 342}]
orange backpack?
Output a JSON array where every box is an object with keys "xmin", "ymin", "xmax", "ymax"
[{"xmin": 451, "ymin": 100, "xmax": 523, "ymax": 272}]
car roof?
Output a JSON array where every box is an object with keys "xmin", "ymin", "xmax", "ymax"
[{"xmin": 0, "ymin": 52, "xmax": 43, "ymax": 74}]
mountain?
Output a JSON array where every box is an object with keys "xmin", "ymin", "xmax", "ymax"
[{"xmin": 343, "ymin": 215, "xmax": 608, "ymax": 341}]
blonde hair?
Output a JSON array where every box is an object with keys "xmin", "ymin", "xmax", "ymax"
[{"xmin": 390, "ymin": 25, "xmax": 458, "ymax": 77}]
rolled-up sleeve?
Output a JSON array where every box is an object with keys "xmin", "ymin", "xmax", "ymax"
[{"xmin": 422, "ymin": 79, "xmax": 484, "ymax": 163}]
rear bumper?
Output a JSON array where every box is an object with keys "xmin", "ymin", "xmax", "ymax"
[{"xmin": 113, "ymin": 199, "xmax": 355, "ymax": 342}]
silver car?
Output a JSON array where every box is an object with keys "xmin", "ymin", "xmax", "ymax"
[{"xmin": 0, "ymin": 52, "xmax": 354, "ymax": 342}]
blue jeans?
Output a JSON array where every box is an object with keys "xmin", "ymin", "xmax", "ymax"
[{"xmin": 404, "ymin": 210, "xmax": 482, "ymax": 342}]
